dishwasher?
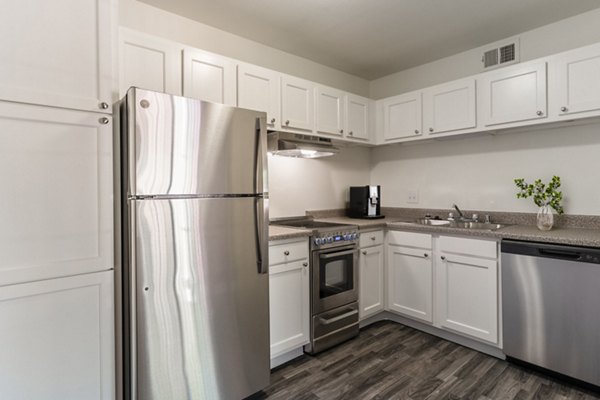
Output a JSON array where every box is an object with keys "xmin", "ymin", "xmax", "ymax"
[{"xmin": 502, "ymin": 239, "xmax": 600, "ymax": 387}]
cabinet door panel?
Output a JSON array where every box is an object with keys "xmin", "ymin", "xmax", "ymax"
[
  {"xmin": 359, "ymin": 245, "xmax": 384, "ymax": 319},
  {"xmin": 269, "ymin": 259, "xmax": 310, "ymax": 357},
  {"xmin": 383, "ymin": 92, "xmax": 422, "ymax": 141},
  {"xmin": 424, "ymin": 78, "xmax": 476, "ymax": 134},
  {"xmin": 481, "ymin": 62, "xmax": 547, "ymax": 126},
  {"xmin": 387, "ymin": 245, "xmax": 432, "ymax": 322},
  {"xmin": 237, "ymin": 63, "xmax": 280, "ymax": 128},
  {"xmin": 438, "ymin": 253, "xmax": 498, "ymax": 343},
  {"xmin": 556, "ymin": 45, "xmax": 600, "ymax": 116},
  {"xmin": 315, "ymin": 86, "xmax": 344, "ymax": 137},
  {"xmin": 0, "ymin": 0, "xmax": 113, "ymax": 112},
  {"xmin": 281, "ymin": 75, "xmax": 314, "ymax": 131},
  {"xmin": 346, "ymin": 94, "xmax": 370, "ymax": 141},
  {"xmin": 119, "ymin": 28, "xmax": 182, "ymax": 96},
  {"xmin": 183, "ymin": 49, "xmax": 236, "ymax": 105},
  {"xmin": 0, "ymin": 102, "xmax": 112, "ymax": 285},
  {"xmin": 0, "ymin": 271, "xmax": 114, "ymax": 400}
]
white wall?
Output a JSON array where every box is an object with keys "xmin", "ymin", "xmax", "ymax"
[
  {"xmin": 370, "ymin": 122, "xmax": 600, "ymax": 215},
  {"xmin": 370, "ymin": 8, "xmax": 600, "ymax": 98},
  {"xmin": 269, "ymin": 147, "xmax": 371, "ymax": 218},
  {"xmin": 119, "ymin": 0, "xmax": 369, "ymax": 96}
]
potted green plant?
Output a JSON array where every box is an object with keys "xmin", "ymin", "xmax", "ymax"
[{"xmin": 514, "ymin": 176, "xmax": 564, "ymax": 231}]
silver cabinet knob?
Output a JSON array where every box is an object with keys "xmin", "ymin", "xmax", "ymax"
[
  {"xmin": 99, "ymin": 102, "xmax": 109, "ymax": 110},
  {"xmin": 424, "ymin": 253, "xmax": 429, "ymax": 258},
  {"xmin": 302, "ymin": 262, "xmax": 308, "ymax": 267},
  {"xmin": 441, "ymin": 256, "xmax": 446, "ymax": 260},
  {"xmin": 371, "ymin": 237, "xmax": 376, "ymax": 241},
  {"xmin": 285, "ymin": 120, "xmax": 290, "ymax": 126},
  {"xmin": 362, "ymin": 251, "xmax": 367, "ymax": 255},
  {"xmin": 414, "ymin": 129, "xmax": 419, "ymax": 134},
  {"xmin": 99, "ymin": 117, "xmax": 110, "ymax": 125},
  {"xmin": 348, "ymin": 131, "xmax": 353, "ymax": 136},
  {"xmin": 560, "ymin": 106, "xmax": 568, "ymax": 112},
  {"xmin": 536, "ymin": 110, "xmax": 543, "ymax": 116},
  {"xmin": 270, "ymin": 118, "xmax": 276, "ymax": 123},
  {"xmin": 339, "ymin": 129, "xmax": 344, "ymax": 134},
  {"xmin": 284, "ymin": 250, "xmax": 290, "ymax": 256}
]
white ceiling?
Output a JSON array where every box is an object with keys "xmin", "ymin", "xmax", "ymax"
[{"xmin": 139, "ymin": 0, "xmax": 600, "ymax": 80}]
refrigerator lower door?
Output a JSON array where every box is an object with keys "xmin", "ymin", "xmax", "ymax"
[{"xmin": 131, "ymin": 197, "xmax": 269, "ymax": 400}]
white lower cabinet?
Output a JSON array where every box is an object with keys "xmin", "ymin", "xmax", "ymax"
[
  {"xmin": 268, "ymin": 239, "xmax": 310, "ymax": 363},
  {"xmin": 0, "ymin": 270, "xmax": 114, "ymax": 400},
  {"xmin": 358, "ymin": 230, "xmax": 384, "ymax": 319},
  {"xmin": 386, "ymin": 232, "xmax": 433, "ymax": 323},
  {"xmin": 436, "ymin": 236, "xmax": 499, "ymax": 344},
  {"xmin": 385, "ymin": 230, "xmax": 500, "ymax": 345}
]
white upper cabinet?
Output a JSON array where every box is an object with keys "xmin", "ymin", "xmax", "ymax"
[
  {"xmin": 423, "ymin": 78, "xmax": 476, "ymax": 135},
  {"xmin": 0, "ymin": 101, "xmax": 113, "ymax": 286},
  {"xmin": 0, "ymin": 0, "xmax": 114, "ymax": 113},
  {"xmin": 119, "ymin": 28, "xmax": 182, "ymax": 97},
  {"xmin": 315, "ymin": 86, "xmax": 345, "ymax": 137},
  {"xmin": 554, "ymin": 43, "xmax": 600, "ymax": 117},
  {"xmin": 183, "ymin": 48, "xmax": 237, "ymax": 106},
  {"xmin": 382, "ymin": 91, "xmax": 422, "ymax": 141},
  {"xmin": 345, "ymin": 94, "xmax": 371, "ymax": 142},
  {"xmin": 480, "ymin": 61, "xmax": 547, "ymax": 126},
  {"xmin": 0, "ymin": 271, "xmax": 114, "ymax": 400},
  {"xmin": 281, "ymin": 75, "xmax": 315, "ymax": 131},
  {"xmin": 237, "ymin": 63, "xmax": 281, "ymax": 129}
]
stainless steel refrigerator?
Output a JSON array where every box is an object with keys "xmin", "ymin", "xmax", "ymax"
[{"xmin": 116, "ymin": 88, "xmax": 270, "ymax": 400}]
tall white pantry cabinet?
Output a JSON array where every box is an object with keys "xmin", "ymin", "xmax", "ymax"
[{"xmin": 0, "ymin": 1, "xmax": 116, "ymax": 399}]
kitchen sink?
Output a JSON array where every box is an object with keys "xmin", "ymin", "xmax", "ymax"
[
  {"xmin": 414, "ymin": 219, "xmax": 451, "ymax": 226},
  {"xmin": 413, "ymin": 219, "xmax": 504, "ymax": 231}
]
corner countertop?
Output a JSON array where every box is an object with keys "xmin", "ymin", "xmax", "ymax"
[{"xmin": 270, "ymin": 216, "xmax": 600, "ymax": 247}]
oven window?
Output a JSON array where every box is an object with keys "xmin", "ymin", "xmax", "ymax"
[{"xmin": 320, "ymin": 256, "xmax": 354, "ymax": 298}]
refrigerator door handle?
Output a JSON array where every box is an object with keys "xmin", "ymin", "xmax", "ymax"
[
  {"xmin": 255, "ymin": 116, "xmax": 268, "ymax": 195},
  {"xmin": 256, "ymin": 197, "xmax": 269, "ymax": 274}
]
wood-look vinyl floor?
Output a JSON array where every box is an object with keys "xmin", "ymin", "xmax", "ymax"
[{"xmin": 257, "ymin": 321, "xmax": 600, "ymax": 400}]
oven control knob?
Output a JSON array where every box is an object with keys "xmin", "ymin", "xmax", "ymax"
[
  {"xmin": 314, "ymin": 238, "xmax": 321, "ymax": 246},
  {"xmin": 343, "ymin": 234, "xmax": 349, "ymax": 240},
  {"xmin": 352, "ymin": 233, "xmax": 358, "ymax": 240},
  {"xmin": 327, "ymin": 236, "xmax": 334, "ymax": 243}
]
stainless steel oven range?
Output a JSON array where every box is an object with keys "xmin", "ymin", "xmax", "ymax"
[{"xmin": 272, "ymin": 217, "xmax": 360, "ymax": 354}]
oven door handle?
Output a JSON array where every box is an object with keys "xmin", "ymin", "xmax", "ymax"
[
  {"xmin": 319, "ymin": 309, "xmax": 359, "ymax": 325},
  {"xmin": 319, "ymin": 249, "xmax": 357, "ymax": 259}
]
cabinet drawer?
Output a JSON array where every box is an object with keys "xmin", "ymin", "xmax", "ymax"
[
  {"xmin": 269, "ymin": 239, "xmax": 309, "ymax": 265},
  {"xmin": 359, "ymin": 230, "xmax": 384, "ymax": 248},
  {"xmin": 388, "ymin": 231, "xmax": 432, "ymax": 249},
  {"xmin": 438, "ymin": 236, "xmax": 497, "ymax": 259}
]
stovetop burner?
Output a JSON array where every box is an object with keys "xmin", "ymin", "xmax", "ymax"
[
  {"xmin": 274, "ymin": 220, "xmax": 346, "ymax": 229},
  {"xmin": 271, "ymin": 217, "xmax": 359, "ymax": 249}
]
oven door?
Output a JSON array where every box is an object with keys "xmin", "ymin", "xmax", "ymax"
[{"xmin": 312, "ymin": 245, "xmax": 358, "ymax": 314}]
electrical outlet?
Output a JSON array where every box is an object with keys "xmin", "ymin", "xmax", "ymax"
[{"xmin": 407, "ymin": 189, "xmax": 419, "ymax": 204}]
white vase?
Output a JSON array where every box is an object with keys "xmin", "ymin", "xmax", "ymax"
[{"xmin": 537, "ymin": 205, "xmax": 554, "ymax": 231}]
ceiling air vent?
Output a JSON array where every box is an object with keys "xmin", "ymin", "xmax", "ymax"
[{"xmin": 481, "ymin": 37, "xmax": 520, "ymax": 70}]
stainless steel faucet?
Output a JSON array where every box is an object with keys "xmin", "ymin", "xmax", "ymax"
[{"xmin": 452, "ymin": 204, "xmax": 465, "ymax": 220}]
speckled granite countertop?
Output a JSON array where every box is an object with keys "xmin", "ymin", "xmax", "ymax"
[
  {"xmin": 270, "ymin": 215, "xmax": 600, "ymax": 247},
  {"xmin": 268, "ymin": 225, "xmax": 312, "ymax": 241},
  {"xmin": 386, "ymin": 221, "xmax": 600, "ymax": 247}
]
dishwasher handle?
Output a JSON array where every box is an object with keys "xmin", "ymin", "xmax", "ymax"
[{"xmin": 538, "ymin": 248, "xmax": 582, "ymax": 261}]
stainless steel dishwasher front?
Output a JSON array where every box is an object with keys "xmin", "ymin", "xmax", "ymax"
[{"xmin": 502, "ymin": 239, "xmax": 600, "ymax": 387}]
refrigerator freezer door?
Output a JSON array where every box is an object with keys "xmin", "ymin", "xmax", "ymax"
[
  {"xmin": 127, "ymin": 88, "xmax": 267, "ymax": 197},
  {"xmin": 132, "ymin": 197, "xmax": 270, "ymax": 400}
]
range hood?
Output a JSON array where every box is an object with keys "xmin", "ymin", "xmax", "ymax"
[{"xmin": 267, "ymin": 132, "xmax": 339, "ymax": 158}]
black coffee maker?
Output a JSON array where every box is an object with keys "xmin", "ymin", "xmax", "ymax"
[{"xmin": 348, "ymin": 185, "xmax": 384, "ymax": 219}]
